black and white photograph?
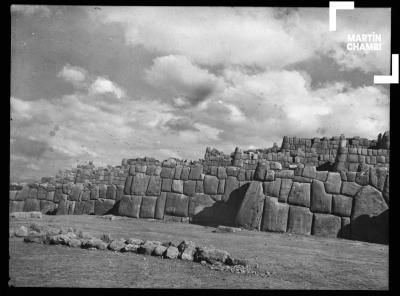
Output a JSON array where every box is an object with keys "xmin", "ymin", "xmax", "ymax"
[{"xmin": 9, "ymin": 2, "xmax": 392, "ymax": 290}]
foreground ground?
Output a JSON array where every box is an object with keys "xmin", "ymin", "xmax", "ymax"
[{"xmin": 9, "ymin": 214, "xmax": 388, "ymax": 289}]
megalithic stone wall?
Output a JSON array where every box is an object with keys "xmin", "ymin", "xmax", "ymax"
[
  {"xmin": 9, "ymin": 161, "xmax": 389, "ymax": 244},
  {"xmin": 9, "ymin": 133, "xmax": 390, "ymax": 244}
]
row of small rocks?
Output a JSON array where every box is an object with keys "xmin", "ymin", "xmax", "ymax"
[{"xmin": 11, "ymin": 224, "xmax": 252, "ymax": 272}]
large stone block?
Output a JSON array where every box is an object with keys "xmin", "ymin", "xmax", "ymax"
[
  {"xmin": 288, "ymin": 182, "xmax": 310, "ymax": 207},
  {"xmin": 140, "ymin": 196, "xmax": 158, "ymax": 218},
  {"xmin": 204, "ymin": 175, "xmax": 219, "ymax": 195},
  {"xmin": 263, "ymin": 179, "xmax": 281, "ymax": 198},
  {"xmin": 189, "ymin": 165, "xmax": 203, "ymax": 180},
  {"xmin": 46, "ymin": 191, "xmax": 55, "ymax": 201},
  {"xmin": 237, "ymin": 169, "xmax": 246, "ymax": 181},
  {"xmin": 279, "ymin": 179, "xmax": 292, "ymax": 203},
  {"xmin": 56, "ymin": 200, "xmax": 75, "ymax": 215},
  {"xmin": 106, "ymin": 185, "xmax": 116, "ymax": 200},
  {"xmin": 40, "ymin": 200, "xmax": 56, "ymax": 214},
  {"xmin": 302, "ymin": 166, "xmax": 317, "ymax": 179},
  {"xmin": 254, "ymin": 163, "xmax": 268, "ymax": 181},
  {"xmin": 98, "ymin": 184, "xmax": 107, "ymax": 199},
  {"xmin": 28, "ymin": 188, "xmax": 38, "ymax": 199},
  {"xmin": 350, "ymin": 185, "xmax": 388, "ymax": 243},
  {"xmin": 325, "ymin": 172, "xmax": 341, "ymax": 194},
  {"xmin": 73, "ymin": 201, "xmax": 85, "ymax": 215},
  {"xmin": 164, "ymin": 193, "xmax": 189, "ymax": 217},
  {"xmin": 174, "ymin": 165, "xmax": 183, "ymax": 179},
  {"xmin": 217, "ymin": 167, "xmax": 227, "ymax": 179},
  {"xmin": 180, "ymin": 167, "xmax": 190, "ymax": 180},
  {"xmin": 10, "ymin": 201, "xmax": 25, "ymax": 213},
  {"xmin": 223, "ymin": 176, "xmax": 239, "ymax": 202},
  {"xmin": 183, "ymin": 180, "xmax": 196, "ymax": 196},
  {"xmin": 339, "ymin": 217, "xmax": 351, "ymax": 239},
  {"xmin": 275, "ymin": 170, "xmax": 294, "ymax": 179},
  {"xmin": 235, "ymin": 181, "xmax": 264, "ymax": 230},
  {"xmin": 195, "ymin": 181, "xmax": 204, "ymax": 193},
  {"xmin": 15, "ymin": 185, "xmax": 29, "ymax": 201},
  {"xmin": 369, "ymin": 167, "xmax": 388, "ymax": 191},
  {"xmin": 70, "ymin": 184, "xmax": 83, "ymax": 201},
  {"xmin": 53, "ymin": 191, "xmax": 67, "ymax": 203},
  {"xmin": 90, "ymin": 186, "xmax": 99, "ymax": 200},
  {"xmin": 155, "ymin": 192, "xmax": 167, "ymax": 220},
  {"xmin": 332, "ymin": 195, "xmax": 352, "ymax": 217},
  {"xmin": 37, "ymin": 187, "xmax": 47, "ymax": 200},
  {"xmin": 146, "ymin": 175, "xmax": 161, "ymax": 196},
  {"xmin": 172, "ymin": 180, "xmax": 184, "ymax": 194},
  {"xmin": 310, "ymin": 180, "xmax": 332, "ymax": 214},
  {"xmin": 94, "ymin": 198, "xmax": 115, "ymax": 215},
  {"xmin": 118, "ymin": 195, "xmax": 142, "ymax": 218},
  {"xmin": 116, "ymin": 185, "xmax": 124, "ymax": 201},
  {"xmin": 160, "ymin": 167, "xmax": 172, "ymax": 178},
  {"xmin": 130, "ymin": 173, "xmax": 150, "ymax": 196},
  {"xmin": 287, "ymin": 205, "xmax": 313, "ymax": 235},
  {"xmin": 9, "ymin": 190, "xmax": 18, "ymax": 201},
  {"xmin": 161, "ymin": 178, "xmax": 173, "ymax": 192},
  {"xmin": 124, "ymin": 175, "xmax": 133, "ymax": 195},
  {"xmin": 341, "ymin": 182, "xmax": 361, "ymax": 197},
  {"xmin": 81, "ymin": 189, "xmax": 90, "ymax": 201},
  {"xmin": 261, "ymin": 197, "xmax": 289, "ymax": 232},
  {"xmin": 312, "ymin": 213, "xmax": 341, "ymax": 238},
  {"xmin": 218, "ymin": 179, "xmax": 225, "ymax": 195},
  {"xmin": 23, "ymin": 198, "xmax": 40, "ymax": 212}
]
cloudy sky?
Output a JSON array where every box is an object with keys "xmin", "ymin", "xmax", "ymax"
[{"xmin": 11, "ymin": 6, "xmax": 390, "ymax": 182}]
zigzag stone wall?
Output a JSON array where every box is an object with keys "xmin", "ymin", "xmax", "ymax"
[{"xmin": 9, "ymin": 133, "xmax": 390, "ymax": 244}]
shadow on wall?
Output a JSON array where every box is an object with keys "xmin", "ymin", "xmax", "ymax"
[
  {"xmin": 316, "ymin": 162, "xmax": 334, "ymax": 171},
  {"xmin": 339, "ymin": 209, "xmax": 389, "ymax": 245},
  {"xmin": 191, "ymin": 183, "xmax": 250, "ymax": 227}
]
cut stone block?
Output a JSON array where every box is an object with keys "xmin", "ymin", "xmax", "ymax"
[
  {"xmin": 235, "ymin": 181, "xmax": 264, "ymax": 230},
  {"xmin": 312, "ymin": 213, "xmax": 341, "ymax": 238},
  {"xmin": 204, "ymin": 175, "xmax": 219, "ymax": 195},
  {"xmin": 183, "ymin": 180, "xmax": 196, "ymax": 197},
  {"xmin": 263, "ymin": 179, "xmax": 281, "ymax": 198},
  {"xmin": 223, "ymin": 176, "xmax": 239, "ymax": 202},
  {"xmin": 164, "ymin": 193, "xmax": 189, "ymax": 217},
  {"xmin": 332, "ymin": 195, "xmax": 352, "ymax": 217},
  {"xmin": 130, "ymin": 173, "xmax": 150, "ymax": 196},
  {"xmin": 279, "ymin": 179, "xmax": 293, "ymax": 203},
  {"xmin": 310, "ymin": 180, "xmax": 332, "ymax": 214},
  {"xmin": 341, "ymin": 182, "xmax": 362, "ymax": 197},
  {"xmin": 325, "ymin": 172, "xmax": 341, "ymax": 194},
  {"xmin": 155, "ymin": 192, "xmax": 167, "ymax": 220},
  {"xmin": 106, "ymin": 184, "xmax": 116, "ymax": 200},
  {"xmin": 140, "ymin": 196, "xmax": 158, "ymax": 218},
  {"xmin": 261, "ymin": 197, "xmax": 289, "ymax": 232},
  {"xmin": 287, "ymin": 205, "xmax": 313, "ymax": 235},
  {"xmin": 118, "ymin": 195, "xmax": 142, "ymax": 218},
  {"xmin": 288, "ymin": 182, "xmax": 310, "ymax": 207}
]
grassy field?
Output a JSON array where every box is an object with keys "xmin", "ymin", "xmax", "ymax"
[{"xmin": 9, "ymin": 214, "xmax": 388, "ymax": 289}]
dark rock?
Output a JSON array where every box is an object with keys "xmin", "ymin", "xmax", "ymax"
[
  {"xmin": 161, "ymin": 178, "xmax": 173, "ymax": 192},
  {"xmin": 195, "ymin": 247, "xmax": 231, "ymax": 264},
  {"xmin": 106, "ymin": 185, "xmax": 116, "ymax": 200},
  {"xmin": 23, "ymin": 199, "xmax": 40, "ymax": 212},
  {"xmin": 223, "ymin": 176, "xmax": 239, "ymax": 202}
]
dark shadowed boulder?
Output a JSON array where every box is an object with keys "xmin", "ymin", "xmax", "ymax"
[{"xmin": 312, "ymin": 213, "xmax": 341, "ymax": 237}]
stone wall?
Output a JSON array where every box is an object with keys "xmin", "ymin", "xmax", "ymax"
[{"xmin": 9, "ymin": 132, "xmax": 389, "ymax": 244}]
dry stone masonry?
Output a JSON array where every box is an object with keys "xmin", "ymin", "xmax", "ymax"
[{"xmin": 10, "ymin": 132, "xmax": 389, "ymax": 244}]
